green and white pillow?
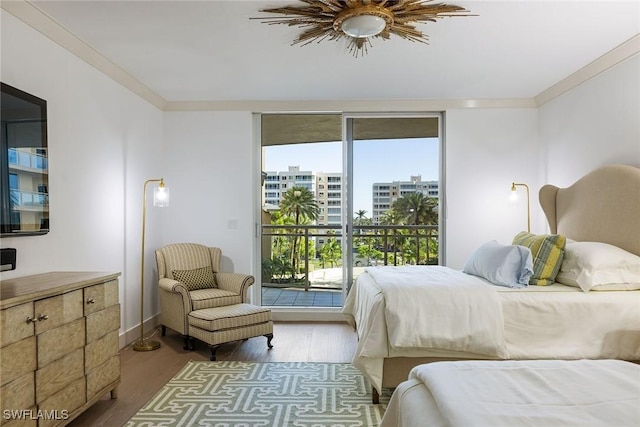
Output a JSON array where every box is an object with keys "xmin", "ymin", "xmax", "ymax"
[
  {"xmin": 512, "ymin": 231, "xmax": 566, "ymax": 286},
  {"xmin": 172, "ymin": 266, "xmax": 217, "ymax": 291}
]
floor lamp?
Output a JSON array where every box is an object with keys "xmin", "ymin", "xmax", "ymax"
[
  {"xmin": 133, "ymin": 178, "xmax": 169, "ymax": 352},
  {"xmin": 510, "ymin": 182, "xmax": 530, "ymax": 233}
]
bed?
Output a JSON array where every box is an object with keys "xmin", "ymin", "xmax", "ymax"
[
  {"xmin": 380, "ymin": 359, "xmax": 640, "ymax": 427},
  {"xmin": 342, "ymin": 164, "xmax": 640, "ymax": 403}
]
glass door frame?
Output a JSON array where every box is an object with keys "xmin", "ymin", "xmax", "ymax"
[{"xmin": 341, "ymin": 112, "xmax": 446, "ymax": 303}]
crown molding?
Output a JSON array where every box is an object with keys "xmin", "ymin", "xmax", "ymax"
[
  {"xmin": 1, "ymin": 0, "xmax": 168, "ymax": 110},
  {"xmin": 3, "ymin": 0, "xmax": 636, "ymax": 112},
  {"xmin": 163, "ymin": 98, "xmax": 537, "ymax": 112},
  {"xmin": 534, "ymin": 34, "xmax": 640, "ymax": 106}
]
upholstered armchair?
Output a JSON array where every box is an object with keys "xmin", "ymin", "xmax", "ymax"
[{"xmin": 155, "ymin": 243, "xmax": 255, "ymax": 349}]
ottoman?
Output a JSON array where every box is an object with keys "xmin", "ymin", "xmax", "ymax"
[{"xmin": 187, "ymin": 303, "xmax": 274, "ymax": 360}]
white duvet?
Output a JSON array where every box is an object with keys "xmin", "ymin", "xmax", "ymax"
[
  {"xmin": 365, "ymin": 266, "xmax": 507, "ymax": 357},
  {"xmin": 405, "ymin": 359, "xmax": 640, "ymax": 427}
]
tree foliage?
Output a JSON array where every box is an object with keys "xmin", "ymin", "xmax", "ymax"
[{"xmin": 392, "ymin": 192, "xmax": 438, "ymax": 225}]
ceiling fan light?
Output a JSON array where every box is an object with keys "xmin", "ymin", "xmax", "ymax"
[{"xmin": 341, "ymin": 14, "xmax": 386, "ymax": 38}]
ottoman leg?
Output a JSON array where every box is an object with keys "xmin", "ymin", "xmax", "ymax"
[
  {"xmin": 183, "ymin": 335, "xmax": 195, "ymax": 351},
  {"xmin": 265, "ymin": 333, "xmax": 274, "ymax": 349},
  {"xmin": 210, "ymin": 344, "xmax": 221, "ymax": 361}
]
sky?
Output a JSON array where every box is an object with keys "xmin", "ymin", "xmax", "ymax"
[{"xmin": 264, "ymin": 138, "xmax": 439, "ymax": 217}]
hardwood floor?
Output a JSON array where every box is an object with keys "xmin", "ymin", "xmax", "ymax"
[{"xmin": 68, "ymin": 322, "xmax": 358, "ymax": 427}]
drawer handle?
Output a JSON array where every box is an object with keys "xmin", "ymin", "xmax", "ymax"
[
  {"xmin": 37, "ymin": 314, "xmax": 49, "ymax": 321},
  {"xmin": 86, "ymin": 298, "xmax": 96, "ymax": 304},
  {"xmin": 26, "ymin": 316, "xmax": 38, "ymax": 324}
]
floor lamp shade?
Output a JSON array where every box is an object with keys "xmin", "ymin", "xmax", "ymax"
[{"xmin": 134, "ymin": 178, "xmax": 169, "ymax": 352}]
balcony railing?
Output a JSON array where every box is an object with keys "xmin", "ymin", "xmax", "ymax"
[
  {"xmin": 9, "ymin": 148, "xmax": 48, "ymax": 171},
  {"xmin": 10, "ymin": 190, "xmax": 49, "ymax": 209},
  {"xmin": 261, "ymin": 223, "xmax": 439, "ymax": 291}
]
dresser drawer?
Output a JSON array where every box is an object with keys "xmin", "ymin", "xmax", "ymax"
[
  {"xmin": 36, "ymin": 348, "xmax": 84, "ymax": 404},
  {"xmin": 0, "ymin": 303, "xmax": 34, "ymax": 347},
  {"xmin": 37, "ymin": 318, "xmax": 85, "ymax": 368},
  {"xmin": 0, "ymin": 337, "xmax": 36, "ymax": 387},
  {"xmin": 34, "ymin": 290, "xmax": 83, "ymax": 335},
  {"xmin": 37, "ymin": 377, "xmax": 84, "ymax": 427},
  {"xmin": 83, "ymin": 280, "xmax": 118, "ymax": 316},
  {"xmin": 86, "ymin": 355, "xmax": 120, "ymax": 401},
  {"xmin": 85, "ymin": 330, "xmax": 118, "ymax": 372},
  {"xmin": 86, "ymin": 304, "xmax": 120, "ymax": 344},
  {"xmin": 0, "ymin": 373, "xmax": 35, "ymax": 418}
]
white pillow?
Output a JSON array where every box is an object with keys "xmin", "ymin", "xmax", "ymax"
[
  {"xmin": 556, "ymin": 241, "xmax": 640, "ymax": 292},
  {"xmin": 463, "ymin": 241, "xmax": 533, "ymax": 288}
]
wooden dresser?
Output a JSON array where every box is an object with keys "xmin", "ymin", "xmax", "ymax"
[{"xmin": 0, "ymin": 272, "xmax": 121, "ymax": 427}]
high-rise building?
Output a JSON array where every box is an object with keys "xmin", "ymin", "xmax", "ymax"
[
  {"xmin": 263, "ymin": 165, "xmax": 314, "ymax": 207},
  {"xmin": 372, "ymin": 175, "xmax": 438, "ymax": 224},
  {"xmin": 315, "ymin": 171, "xmax": 342, "ymax": 247},
  {"xmin": 263, "ymin": 166, "xmax": 345, "ymax": 249},
  {"xmin": 264, "ymin": 168, "xmax": 438, "ymax": 238}
]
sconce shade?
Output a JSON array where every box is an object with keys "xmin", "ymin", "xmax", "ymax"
[
  {"xmin": 510, "ymin": 184, "xmax": 519, "ymax": 202},
  {"xmin": 154, "ymin": 185, "xmax": 169, "ymax": 207}
]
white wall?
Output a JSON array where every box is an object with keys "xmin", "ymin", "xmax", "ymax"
[
  {"xmin": 0, "ymin": 12, "xmax": 164, "ymax": 339},
  {"xmin": 444, "ymin": 108, "xmax": 540, "ymax": 268},
  {"xmin": 162, "ymin": 111, "xmax": 255, "ymax": 274},
  {"xmin": 539, "ymin": 54, "xmax": 640, "ymax": 186}
]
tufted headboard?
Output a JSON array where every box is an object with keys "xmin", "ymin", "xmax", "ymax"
[{"xmin": 539, "ymin": 164, "xmax": 640, "ymax": 257}]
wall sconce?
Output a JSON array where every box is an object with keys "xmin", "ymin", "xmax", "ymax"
[
  {"xmin": 510, "ymin": 182, "xmax": 530, "ymax": 233},
  {"xmin": 134, "ymin": 178, "xmax": 169, "ymax": 352}
]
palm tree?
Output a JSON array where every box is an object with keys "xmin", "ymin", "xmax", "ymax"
[
  {"xmin": 320, "ymin": 237, "xmax": 342, "ymax": 268},
  {"xmin": 268, "ymin": 210, "xmax": 294, "ymax": 259},
  {"xmin": 354, "ymin": 209, "xmax": 368, "ymax": 226},
  {"xmin": 354, "ymin": 210, "xmax": 377, "ymax": 265},
  {"xmin": 353, "ymin": 209, "xmax": 367, "ymax": 250},
  {"xmin": 393, "ymin": 192, "xmax": 438, "ymax": 225},
  {"xmin": 279, "ymin": 186, "xmax": 319, "ymax": 276},
  {"xmin": 392, "ymin": 193, "xmax": 438, "ymax": 264},
  {"xmin": 380, "ymin": 209, "xmax": 402, "ymax": 265}
]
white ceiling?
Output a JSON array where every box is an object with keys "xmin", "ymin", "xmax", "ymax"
[{"xmin": 21, "ymin": 0, "xmax": 640, "ymax": 103}]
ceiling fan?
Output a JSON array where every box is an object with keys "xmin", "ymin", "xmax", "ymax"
[{"xmin": 254, "ymin": 0, "xmax": 474, "ymax": 56}]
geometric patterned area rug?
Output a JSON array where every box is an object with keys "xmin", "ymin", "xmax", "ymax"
[{"xmin": 125, "ymin": 361, "xmax": 389, "ymax": 427}]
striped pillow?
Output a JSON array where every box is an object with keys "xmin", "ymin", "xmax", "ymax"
[
  {"xmin": 172, "ymin": 266, "xmax": 217, "ymax": 291},
  {"xmin": 512, "ymin": 232, "xmax": 566, "ymax": 286}
]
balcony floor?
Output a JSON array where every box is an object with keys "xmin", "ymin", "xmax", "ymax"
[{"xmin": 261, "ymin": 286, "xmax": 343, "ymax": 307}]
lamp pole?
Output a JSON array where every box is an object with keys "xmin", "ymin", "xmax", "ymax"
[
  {"xmin": 134, "ymin": 178, "xmax": 167, "ymax": 352},
  {"xmin": 511, "ymin": 182, "xmax": 530, "ymax": 233}
]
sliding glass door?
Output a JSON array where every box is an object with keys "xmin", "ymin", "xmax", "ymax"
[
  {"xmin": 344, "ymin": 114, "xmax": 443, "ymax": 292},
  {"xmin": 258, "ymin": 113, "xmax": 443, "ymax": 309}
]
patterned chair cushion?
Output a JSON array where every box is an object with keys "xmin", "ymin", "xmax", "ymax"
[
  {"xmin": 190, "ymin": 288, "xmax": 242, "ymax": 310},
  {"xmin": 172, "ymin": 266, "xmax": 217, "ymax": 291}
]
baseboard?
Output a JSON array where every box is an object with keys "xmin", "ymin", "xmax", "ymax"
[{"xmin": 119, "ymin": 314, "xmax": 161, "ymax": 349}]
